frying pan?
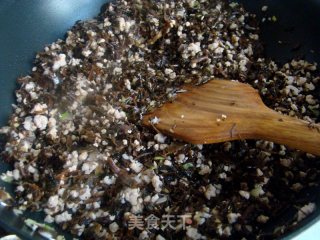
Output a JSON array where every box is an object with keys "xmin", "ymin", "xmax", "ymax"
[{"xmin": 0, "ymin": 0, "xmax": 320, "ymax": 239}]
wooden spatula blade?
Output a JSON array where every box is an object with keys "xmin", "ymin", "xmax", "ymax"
[
  {"xmin": 143, "ymin": 79, "xmax": 263, "ymax": 143},
  {"xmin": 143, "ymin": 79, "xmax": 320, "ymax": 156}
]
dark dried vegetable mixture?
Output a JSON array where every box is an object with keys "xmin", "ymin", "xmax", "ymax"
[{"xmin": 1, "ymin": 0, "xmax": 320, "ymax": 239}]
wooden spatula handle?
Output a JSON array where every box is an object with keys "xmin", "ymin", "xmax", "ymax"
[{"xmin": 255, "ymin": 110, "xmax": 320, "ymax": 156}]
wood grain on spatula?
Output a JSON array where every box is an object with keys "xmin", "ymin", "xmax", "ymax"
[{"xmin": 142, "ymin": 79, "xmax": 320, "ymax": 156}]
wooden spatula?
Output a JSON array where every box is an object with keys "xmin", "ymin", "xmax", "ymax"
[{"xmin": 142, "ymin": 79, "xmax": 320, "ymax": 156}]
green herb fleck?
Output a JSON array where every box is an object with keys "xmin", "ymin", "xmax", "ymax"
[
  {"xmin": 59, "ymin": 111, "xmax": 71, "ymax": 120},
  {"xmin": 25, "ymin": 218, "xmax": 55, "ymax": 232},
  {"xmin": 182, "ymin": 163, "xmax": 194, "ymax": 170},
  {"xmin": 308, "ymin": 105, "xmax": 319, "ymax": 117}
]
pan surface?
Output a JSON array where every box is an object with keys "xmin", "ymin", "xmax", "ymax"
[{"xmin": 0, "ymin": 0, "xmax": 319, "ymax": 239}]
